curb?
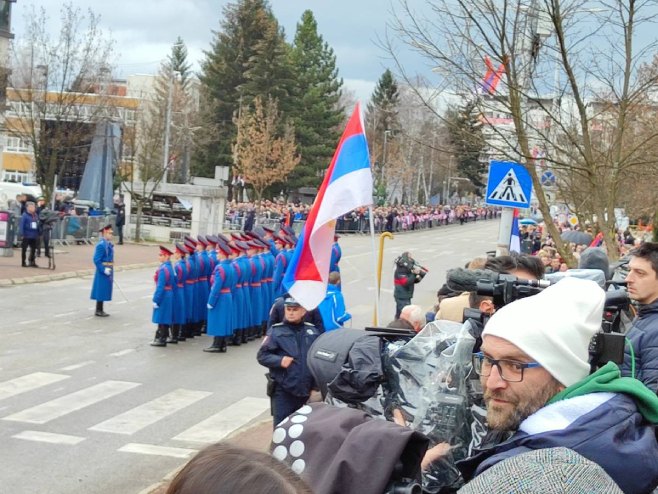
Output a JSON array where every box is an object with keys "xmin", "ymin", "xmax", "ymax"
[{"xmin": 0, "ymin": 262, "xmax": 160, "ymax": 286}]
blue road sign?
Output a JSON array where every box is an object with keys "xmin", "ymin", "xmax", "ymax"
[
  {"xmin": 541, "ymin": 170, "xmax": 556, "ymax": 187},
  {"xmin": 485, "ymin": 161, "xmax": 533, "ymax": 208}
]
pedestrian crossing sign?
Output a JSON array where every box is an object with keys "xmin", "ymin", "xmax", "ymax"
[{"xmin": 485, "ymin": 161, "xmax": 532, "ymax": 208}]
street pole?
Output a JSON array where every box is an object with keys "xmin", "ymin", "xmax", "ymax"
[
  {"xmin": 99, "ymin": 121, "xmax": 109, "ymax": 211},
  {"xmin": 162, "ymin": 71, "xmax": 175, "ymax": 184}
]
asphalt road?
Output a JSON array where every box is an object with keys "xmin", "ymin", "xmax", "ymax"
[{"xmin": 0, "ymin": 218, "xmax": 500, "ymax": 494}]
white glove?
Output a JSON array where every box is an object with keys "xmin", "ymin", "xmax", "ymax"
[
  {"xmin": 207, "ymin": 304, "xmax": 213, "ymax": 309},
  {"xmin": 153, "ymin": 303, "xmax": 159, "ymax": 309},
  {"xmin": 104, "ymin": 267, "xmax": 111, "ymax": 276}
]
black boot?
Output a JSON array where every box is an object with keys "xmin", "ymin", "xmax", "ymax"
[
  {"xmin": 242, "ymin": 328, "xmax": 249, "ymax": 344},
  {"xmin": 95, "ymin": 301, "xmax": 109, "ymax": 317},
  {"xmin": 184, "ymin": 323, "xmax": 194, "ymax": 339},
  {"xmin": 176, "ymin": 324, "xmax": 186, "ymax": 342},
  {"xmin": 220, "ymin": 337, "xmax": 227, "ymax": 353},
  {"xmin": 261, "ymin": 322, "xmax": 267, "ymax": 338},
  {"xmin": 200, "ymin": 322, "xmax": 207, "ymax": 335},
  {"xmin": 203, "ymin": 336, "xmax": 223, "ymax": 353},
  {"xmin": 150, "ymin": 326, "xmax": 167, "ymax": 347},
  {"xmin": 232, "ymin": 329, "xmax": 242, "ymax": 346},
  {"xmin": 194, "ymin": 322, "xmax": 202, "ymax": 337},
  {"xmin": 167, "ymin": 326, "xmax": 179, "ymax": 344}
]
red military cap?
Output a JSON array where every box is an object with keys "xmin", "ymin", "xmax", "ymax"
[
  {"xmin": 174, "ymin": 243, "xmax": 187, "ymax": 256},
  {"xmin": 159, "ymin": 245, "xmax": 174, "ymax": 256},
  {"xmin": 197, "ymin": 235, "xmax": 208, "ymax": 247}
]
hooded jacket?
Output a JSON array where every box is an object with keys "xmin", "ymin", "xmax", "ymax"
[
  {"xmin": 621, "ymin": 299, "xmax": 658, "ymax": 392},
  {"xmin": 458, "ymin": 363, "xmax": 658, "ymax": 494}
]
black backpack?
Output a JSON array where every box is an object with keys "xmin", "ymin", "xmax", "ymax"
[{"xmin": 307, "ymin": 327, "xmax": 415, "ymax": 403}]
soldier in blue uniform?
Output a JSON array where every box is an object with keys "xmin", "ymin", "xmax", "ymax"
[
  {"xmin": 257, "ymin": 297, "xmax": 321, "ymax": 425},
  {"xmin": 330, "ymin": 234, "xmax": 342, "ymax": 274},
  {"xmin": 91, "ymin": 224, "xmax": 114, "ymax": 317},
  {"xmin": 195, "ymin": 236, "xmax": 210, "ymax": 335},
  {"xmin": 183, "ymin": 239, "xmax": 198, "ymax": 339},
  {"xmin": 170, "ymin": 243, "xmax": 188, "ymax": 343},
  {"xmin": 246, "ymin": 240, "xmax": 264, "ymax": 341},
  {"xmin": 262, "ymin": 226, "xmax": 279, "ymax": 258},
  {"xmin": 236, "ymin": 240, "xmax": 252, "ymax": 344},
  {"xmin": 229, "ymin": 241, "xmax": 246, "ymax": 346},
  {"xmin": 272, "ymin": 234, "xmax": 289, "ymax": 299},
  {"xmin": 151, "ymin": 246, "xmax": 175, "ymax": 347},
  {"xmin": 205, "ymin": 242, "xmax": 235, "ymax": 353}
]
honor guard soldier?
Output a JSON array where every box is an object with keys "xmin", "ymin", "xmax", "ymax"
[
  {"xmin": 229, "ymin": 241, "xmax": 246, "ymax": 346},
  {"xmin": 151, "ymin": 246, "xmax": 175, "ymax": 347},
  {"xmin": 257, "ymin": 297, "xmax": 321, "ymax": 425},
  {"xmin": 246, "ymin": 240, "xmax": 264, "ymax": 341},
  {"xmin": 195, "ymin": 236, "xmax": 211, "ymax": 334},
  {"xmin": 183, "ymin": 238, "xmax": 198, "ymax": 339},
  {"xmin": 235, "ymin": 240, "xmax": 252, "ymax": 344},
  {"xmin": 91, "ymin": 224, "xmax": 114, "ymax": 317},
  {"xmin": 205, "ymin": 242, "xmax": 235, "ymax": 353},
  {"xmin": 171, "ymin": 243, "xmax": 188, "ymax": 343},
  {"xmin": 272, "ymin": 234, "xmax": 289, "ymax": 299}
]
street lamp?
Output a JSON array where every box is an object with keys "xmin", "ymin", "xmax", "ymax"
[{"xmin": 162, "ymin": 69, "xmax": 180, "ymax": 184}]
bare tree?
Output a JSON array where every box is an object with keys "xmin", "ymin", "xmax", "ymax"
[
  {"xmin": 6, "ymin": 2, "xmax": 115, "ymax": 203},
  {"xmin": 387, "ymin": 0, "xmax": 658, "ymax": 262},
  {"xmin": 232, "ymin": 96, "xmax": 301, "ymax": 200}
]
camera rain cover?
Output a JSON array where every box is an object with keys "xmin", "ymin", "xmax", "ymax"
[{"xmin": 387, "ymin": 320, "xmax": 475, "ymax": 492}]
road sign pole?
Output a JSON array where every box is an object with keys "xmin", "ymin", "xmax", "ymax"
[{"xmin": 496, "ymin": 207, "xmax": 515, "ymax": 256}]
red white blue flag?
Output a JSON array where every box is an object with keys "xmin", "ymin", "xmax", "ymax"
[
  {"xmin": 510, "ymin": 208, "xmax": 521, "ymax": 253},
  {"xmin": 481, "ymin": 56, "xmax": 505, "ymax": 94},
  {"xmin": 283, "ymin": 103, "xmax": 373, "ymax": 309}
]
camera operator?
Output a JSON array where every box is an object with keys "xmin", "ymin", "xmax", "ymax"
[
  {"xmin": 455, "ymin": 278, "xmax": 658, "ymax": 494},
  {"xmin": 393, "ymin": 251, "xmax": 427, "ymax": 319},
  {"xmin": 621, "ymin": 242, "xmax": 658, "ymax": 392}
]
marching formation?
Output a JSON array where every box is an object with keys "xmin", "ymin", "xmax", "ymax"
[{"xmin": 149, "ymin": 226, "xmax": 299, "ymax": 353}]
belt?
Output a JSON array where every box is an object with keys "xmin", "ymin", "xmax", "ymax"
[
  {"xmin": 236, "ymin": 283, "xmax": 243, "ymax": 288},
  {"xmin": 177, "ymin": 283, "xmax": 184, "ymax": 288},
  {"xmin": 250, "ymin": 283, "xmax": 261, "ymax": 287},
  {"xmin": 220, "ymin": 289, "xmax": 230, "ymax": 294},
  {"xmin": 199, "ymin": 276, "xmax": 208, "ymax": 281},
  {"xmin": 164, "ymin": 286, "xmax": 172, "ymax": 291},
  {"xmin": 186, "ymin": 280, "xmax": 195, "ymax": 284},
  {"xmin": 102, "ymin": 262, "xmax": 114, "ymax": 266}
]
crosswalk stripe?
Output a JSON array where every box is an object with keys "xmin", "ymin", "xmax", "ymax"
[
  {"xmin": 118, "ymin": 443, "xmax": 197, "ymax": 458},
  {"xmin": 89, "ymin": 389, "xmax": 212, "ymax": 435},
  {"xmin": 13, "ymin": 430, "xmax": 85, "ymax": 445},
  {"xmin": 173, "ymin": 396, "xmax": 270, "ymax": 444},
  {"xmin": 0, "ymin": 372, "xmax": 70, "ymax": 401},
  {"xmin": 2, "ymin": 380, "xmax": 141, "ymax": 424}
]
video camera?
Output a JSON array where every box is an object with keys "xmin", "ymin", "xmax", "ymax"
[
  {"xmin": 463, "ymin": 272, "xmax": 630, "ymax": 370},
  {"xmin": 38, "ymin": 209, "xmax": 61, "ymax": 227}
]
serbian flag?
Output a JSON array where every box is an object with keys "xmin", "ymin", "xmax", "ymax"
[
  {"xmin": 509, "ymin": 208, "xmax": 521, "ymax": 253},
  {"xmin": 283, "ymin": 103, "xmax": 373, "ymax": 309},
  {"xmin": 481, "ymin": 56, "xmax": 506, "ymax": 94}
]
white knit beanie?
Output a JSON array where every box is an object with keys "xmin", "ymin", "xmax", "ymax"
[{"xmin": 482, "ymin": 277, "xmax": 605, "ymax": 387}]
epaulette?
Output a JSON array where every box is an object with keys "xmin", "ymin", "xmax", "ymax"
[
  {"xmin": 303, "ymin": 322, "xmax": 315, "ymax": 327},
  {"xmin": 272, "ymin": 322, "xmax": 285, "ymax": 327}
]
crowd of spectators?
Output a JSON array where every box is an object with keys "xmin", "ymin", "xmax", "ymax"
[{"xmin": 224, "ymin": 200, "xmax": 500, "ymax": 234}]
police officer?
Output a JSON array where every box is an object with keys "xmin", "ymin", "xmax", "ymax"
[
  {"xmin": 151, "ymin": 246, "xmax": 175, "ymax": 347},
  {"xmin": 257, "ymin": 297, "xmax": 321, "ymax": 425},
  {"xmin": 91, "ymin": 224, "xmax": 114, "ymax": 317}
]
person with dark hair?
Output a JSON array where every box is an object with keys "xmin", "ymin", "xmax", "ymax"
[
  {"xmin": 393, "ymin": 251, "xmax": 426, "ymax": 319},
  {"xmin": 166, "ymin": 442, "xmax": 311, "ymax": 494},
  {"xmin": 622, "ymin": 242, "xmax": 658, "ymax": 392},
  {"xmin": 115, "ymin": 204, "xmax": 126, "ymax": 245},
  {"xmin": 483, "ymin": 252, "xmax": 544, "ymax": 280}
]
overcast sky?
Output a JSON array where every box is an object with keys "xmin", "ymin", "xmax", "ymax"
[{"xmin": 12, "ymin": 0, "xmax": 429, "ymax": 103}]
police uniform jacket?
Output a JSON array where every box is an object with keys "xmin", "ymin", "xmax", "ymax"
[
  {"xmin": 90, "ymin": 237, "xmax": 114, "ymax": 302},
  {"xmin": 257, "ymin": 320, "xmax": 321, "ymax": 397}
]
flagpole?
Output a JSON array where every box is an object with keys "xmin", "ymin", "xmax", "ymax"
[{"xmin": 368, "ymin": 205, "xmax": 380, "ymax": 325}]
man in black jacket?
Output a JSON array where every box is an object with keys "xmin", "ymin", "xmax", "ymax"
[
  {"xmin": 622, "ymin": 242, "xmax": 658, "ymax": 392},
  {"xmin": 393, "ymin": 252, "xmax": 426, "ymax": 319},
  {"xmin": 257, "ymin": 297, "xmax": 321, "ymax": 425}
]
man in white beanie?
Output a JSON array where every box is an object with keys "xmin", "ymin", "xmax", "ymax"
[{"xmin": 457, "ymin": 277, "xmax": 658, "ymax": 494}]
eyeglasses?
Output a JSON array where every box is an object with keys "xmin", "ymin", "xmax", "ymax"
[{"xmin": 472, "ymin": 352, "xmax": 542, "ymax": 383}]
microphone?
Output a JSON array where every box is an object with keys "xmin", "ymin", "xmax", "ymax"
[
  {"xmin": 544, "ymin": 269, "xmax": 607, "ymax": 289},
  {"xmin": 446, "ymin": 268, "xmax": 500, "ymax": 292}
]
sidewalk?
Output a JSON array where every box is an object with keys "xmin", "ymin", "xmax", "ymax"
[{"xmin": 0, "ymin": 241, "xmax": 161, "ymax": 286}]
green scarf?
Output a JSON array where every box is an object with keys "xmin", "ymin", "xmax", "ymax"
[{"xmin": 547, "ymin": 362, "xmax": 658, "ymax": 424}]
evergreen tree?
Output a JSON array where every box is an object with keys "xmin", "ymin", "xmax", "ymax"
[
  {"xmin": 287, "ymin": 10, "xmax": 344, "ymax": 189},
  {"xmin": 445, "ymin": 101, "xmax": 486, "ymax": 187},
  {"xmin": 168, "ymin": 36, "xmax": 193, "ymax": 90},
  {"xmin": 194, "ymin": 0, "xmax": 291, "ymax": 178},
  {"xmin": 366, "ymin": 69, "xmax": 400, "ymax": 137}
]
